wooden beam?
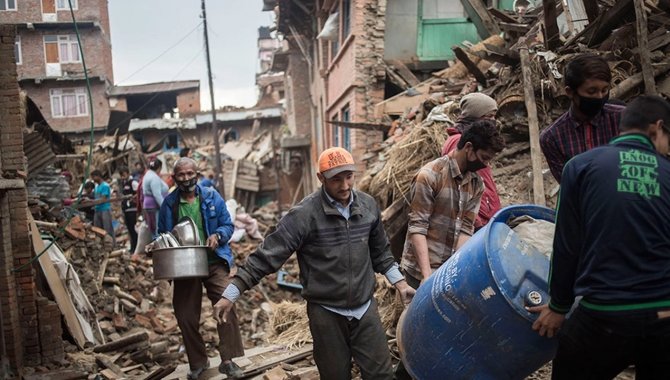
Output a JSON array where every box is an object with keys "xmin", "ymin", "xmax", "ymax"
[
  {"xmin": 452, "ymin": 46, "xmax": 488, "ymax": 86},
  {"xmin": 583, "ymin": 0, "xmax": 600, "ymax": 22},
  {"xmin": 498, "ymin": 21, "xmax": 531, "ymax": 34},
  {"xmin": 326, "ymin": 120, "xmax": 392, "ymax": 132},
  {"xmin": 586, "ymin": 0, "xmax": 633, "ymax": 47},
  {"xmin": 543, "ymin": 0, "xmax": 561, "ymax": 51},
  {"xmin": 634, "ymin": 0, "xmax": 657, "ymax": 95},
  {"xmin": 460, "ymin": 0, "xmax": 502, "ymax": 37},
  {"xmin": 519, "ymin": 42, "xmax": 546, "ymax": 205},
  {"xmin": 487, "ymin": 7, "xmax": 518, "ymax": 24},
  {"xmin": 611, "ymin": 59, "xmax": 670, "ymax": 99},
  {"xmin": 387, "ymin": 59, "xmax": 420, "ymax": 87},
  {"xmin": 93, "ymin": 331, "xmax": 149, "ymax": 353}
]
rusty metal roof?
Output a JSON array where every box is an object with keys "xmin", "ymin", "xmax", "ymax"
[{"xmin": 109, "ymin": 80, "xmax": 200, "ymax": 96}]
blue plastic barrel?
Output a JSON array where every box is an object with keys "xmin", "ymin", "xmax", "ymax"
[{"xmin": 398, "ymin": 204, "xmax": 558, "ymax": 380}]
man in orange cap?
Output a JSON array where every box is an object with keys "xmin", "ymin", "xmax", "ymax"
[{"xmin": 214, "ymin": 147, "xmax": 415, "ymax": 380}]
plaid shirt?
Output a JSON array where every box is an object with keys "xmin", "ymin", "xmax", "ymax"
[
  {"xmin": 401, "ymin": 155, "xmax": 484, "ymax": 281},
  {"xmin": 540, "ymin": 104, "xmax": 624, "ymax": 182}
]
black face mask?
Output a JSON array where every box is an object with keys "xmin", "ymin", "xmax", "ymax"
[
  {"xmin": 577, "ymin": 93, "xmax": 609, "ymax": 119},
  {"xmin": 176, "ymin": 177, "xmax": 197, "ymax": 193},
  {"xmin": 466, "ymin": 158, "xmax": 487, "ymax": 173}
]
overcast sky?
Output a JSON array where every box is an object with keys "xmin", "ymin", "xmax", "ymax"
[{"xmin": 108, "ymin": 0, "xmax": 273, "ymax": 110}]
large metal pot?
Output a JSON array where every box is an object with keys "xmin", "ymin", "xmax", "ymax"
[
  {"xmin": 152, "ymin": 246, "xmax": 209, "ymax": 280},
  {"xmin": 171, "ymin": 217, "xmax": 201, "ymax": 246}
]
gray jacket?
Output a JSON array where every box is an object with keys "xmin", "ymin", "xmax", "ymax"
[{"xmin": 232, "ymin": 187, "xmax": 395, "ymax": 308}]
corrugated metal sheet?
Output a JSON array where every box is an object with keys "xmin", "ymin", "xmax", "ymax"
[
  {"xmin": 128, "ymin": 117, "xmax": 196, "ymax": 131},
  {"xmin": 195, "ymin": 106, "xmax": 282, "ymax": 125},
  {"xmin": 24, "ymin": 132, "xmax": 56, "ymax": 179},
  {"xmin": 109, "ymin": 80, "xmax": 200, "ymax": 96}
]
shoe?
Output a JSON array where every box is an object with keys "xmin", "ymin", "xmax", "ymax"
[
  {"xmin": 187, "ymin": 360, "xmax": 210, "ymax": 380},
  {"xmin": 219, "ymin": 360, "xmax": 244, "ymax": 379}
]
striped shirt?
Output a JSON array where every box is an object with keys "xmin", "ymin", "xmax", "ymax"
[
  {"xmin": 540, "ymin": 104, "xmax": 624, "ymax": 182},
  {"xmin": 401, "ymin": 155, "xmax": 484, "ymax": 281}
]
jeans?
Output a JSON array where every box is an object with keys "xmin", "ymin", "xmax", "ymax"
[{"xmin": 553, "ymin": 305, "xmax": 670, "ymax": 380}]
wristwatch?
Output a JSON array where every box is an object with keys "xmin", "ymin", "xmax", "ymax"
[{"xmin": 216, "ymin": 232, "xmax": 223, "ymax": 243}]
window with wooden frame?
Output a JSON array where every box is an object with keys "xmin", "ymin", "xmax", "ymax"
[
  {"xmin": 329, "ymin": 0, "xmax": 352, "ymax": 62},
  {"xmin": 0, "ymin": 0, "xmax": 17, "ymax": 11},
  {"xmin": 50, "ymin": 88, "xmax": 88, "ymax": 117},
  {"xmin": 44, "ymin": 35, "xmax": 80, "ymax": 64},
  {"xmin": 56, "ymin": 0, "xmax": 77, "ymax": 10}
]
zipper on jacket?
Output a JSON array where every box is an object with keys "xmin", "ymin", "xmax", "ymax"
[{"xmin": 346, "ymin": 219, "xmax": 352, "ymax": 306}]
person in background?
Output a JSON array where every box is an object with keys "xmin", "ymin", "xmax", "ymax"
[
  {"xmin": 91, "ymin": 170, "xmax": 116, "ymax": 247},
  {"xmin": 540, "ymin": 54, "xmax": 625, "ymax": 183},
  {"xmin": 442, "ymin": 93, "xmax": 502, "ymax": 230},
  {"xmin": 529, "ymin": 95, "xmax": 670, "ymax": 378},
  {"xmin": 119, "ymin": 167, "xmax": 139, "ymax": 253},
  {"xmin": 132, "ymin": 160, "xmax": 145, "ymax": 182},
  {"xmin": 142, "ymin": 160, "xmax": 168, "ymax": 237},
  {"xmin": 180, "ymin": 147, "xmax": 192, "ymax": 158},
  {"xmin": 214, "ymin": 147, "xmax": 415, "ymax": 380},
  {"xmin": 198, "ymin": 171, "xmax": 215, "ymax": 190},
  {"xmin": 80, "ymin": 181, "xmax": 96, "ymax": 222},
  {"xmin": 402, "ymin": 119, "xmax": 505, "ymax": 289},
  {"xmin": 158, "ymin": 158, "xmax": 244, "ymax": 379}
]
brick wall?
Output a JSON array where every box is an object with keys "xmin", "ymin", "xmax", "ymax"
[
  {"xmin": 37, "ymin": 297, "xmax": 64, "ymax": 364},
  {"xmin": 21, "ymin": 80, "xmax": 110, "ymax": 133},
  {"xmin": 176, "ymin": 89, "xmax": 201, "ymax": 116},
  {"xmin": 287, "ymin": 51, "xmax": 313, "ymax": 137},
  {"xmin": 0, "ymin": 24, "xmax": 36, "ymax": 374},
  {"xmin": 0, "ymin": 0, "xmax": 109, "ymax": 25}
]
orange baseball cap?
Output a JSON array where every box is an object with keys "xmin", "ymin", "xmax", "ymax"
[{"xmin": 318, "ymin": 147, "xmax": 356, "ymax": 179}]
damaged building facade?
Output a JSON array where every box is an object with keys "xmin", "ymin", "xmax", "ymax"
[
  {"xmin": 0, "ymin": 0, "xmax": 114, "ymax": 136},
  {"xmin": 262, "ymin": 0, "xmax": 519, "ymax": 179}
]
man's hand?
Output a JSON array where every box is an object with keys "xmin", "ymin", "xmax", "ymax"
[
  {"xmin": 145, "ymin": 241, "xmax": 156, "ymax": 253},
  {"xmin": 527, "ymin": 304, "xmax": 566, "ymax": 338},
  {"xmin": 213, "ymin": 297, "xmax": 234, "ymax": 324},
  {"xmin": 395, "ymin": 280, "xmax": 416, "ymax": 306},
  {"xmin": 206, "ymin": 234, "xmax": 219, "ymax": 249}
]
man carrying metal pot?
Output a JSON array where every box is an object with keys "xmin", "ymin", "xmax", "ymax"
[
  {"xmin": 157, "ymin": 157, "xmax": 245, "ymax": 380},
  {"xmin": 213, "ymin": 147, "xmax": 416, "ymax": 380}
]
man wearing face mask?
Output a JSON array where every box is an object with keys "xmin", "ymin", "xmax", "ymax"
[
  {"xmin": 401, "ymin": 119, "xmax": 505, "ymax": 289},
  {"xmin": 442, "ymin": 93, "xmax": 502, "ymax": 230},
  {"xmin": 158, "ymin": 158, "xmax": 245, "ymax": 379},
  {"xmin": 529, "ymin": 95, "xmax": 670, "ymax": 378},
  {"xmin": 540, "ymin": 54, "xmax": 625, "ymax": 183}
]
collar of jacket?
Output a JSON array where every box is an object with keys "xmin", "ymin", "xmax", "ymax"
[
  {"xmin": 319, "ymin": 187, "xmax": 363, "ymax": 218},
  {"xmin": 609, "ymin": 133, "xmax": 655, "ymax": 150}
]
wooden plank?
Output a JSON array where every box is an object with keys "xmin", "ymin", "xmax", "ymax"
[
  {"xmin": 326, "ymin": 120, "xmax": 392, "ymax": 132},
  {"xmin": 24, "ymin": 369, "xmax": 88, "ymax": 380},
  {"xmin": 460, "ymin": 0, "xmax": 501, "ymax": 37},
  {"xmin": 28, "ymin": 215, "xmax": 88, "ymax": 349},
  {"xmin": 374, "ymin": 78, "xmax": 436, "ymax": 117},
  {"xmin": 487, "ymin": 7, "xmax": 518, "ymax": 24},
  {"xmin": 634, "ymin": 0, "xmax": 657, "ymax": 95},
  {"xmin": 241, "ymin": 345, "xmax": 313, "ymax": 379},
  {"xmin": 543, "ymin": 0, "xmax": 561, "ymax": 51},
  {"xmin": 388, "ymin": 59, "xmax": 420, "ymax": 87},
  {"xmin": 586, "ymin": 0, "xmax": 633, "ymax": 47},
  {"xmin": 93, "ymin": 331, "xmax": 149, "ymax": 353},
  {"xmin": 452, "ymin": 46, "xmax": 487, "ymax": 86},
  {"xmin": 95, "ymin": 354, "xmax": 125, "ymax": 377},
  {"xmin": 498, "ymin": 21, "xmax": 530, "ymax": 34},
  {"xmin": 236, "ymin": 178, "xmax": 261, "ymax": 192},
  {"xmin": 611, "ymin": 58, "xmax": 670, "ymax": 99},
  {"xmin": 583, "ymin": 0, "xmax": 599, "ymax": 22},
  {"xmin": 519, "ymin": 42, "xmax": 546, "ymax": 205}
]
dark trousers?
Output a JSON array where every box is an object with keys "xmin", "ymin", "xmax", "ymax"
[
  {"xmin": 173, "ymin": 261, "xmax": 245, "ymax": 369},
  {"xmin": 552, "ymin": 306, "xmax": 670, "ymax": 380},
  {"xmin": 123, "ymin": 210, "xmax": 138, "ymax": 253},
  {"xmin": 307, "ymin": 299, "xmax": 393, "ymax": 380},
  {"xmin": 393, "ymin": 272, "xmax": 420, "ymax": 380}
]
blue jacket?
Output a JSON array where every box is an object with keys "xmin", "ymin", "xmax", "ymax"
[{"xmin": 158, "ymin": 184, "xmax": 235, "ymax": 268}]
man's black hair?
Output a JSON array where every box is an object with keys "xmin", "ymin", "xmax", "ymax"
[
  {"xmin": 457, "ymin": 119, "xmax": 505, "ymax": 152},
  {"xmin": 179, "ymin": 147, "xmax": 191, "ymax": 158},
  {"xmin": 620, "ymin": 95, "xmax": 670, "ymax": 133},
  {"xmin": 83, "ymin": 181, "xmax": 95, "ymax": 190},
  {"xmin": 90, "ymin": 170, "xmax": 102, "ymax": 178},
  {"xmin": 118, "ymin": 166, "xmax": 129, "ymax": 175},
  {"xmin": 564, "ymin": 54, "xmax": 612, "ymax": 90}
]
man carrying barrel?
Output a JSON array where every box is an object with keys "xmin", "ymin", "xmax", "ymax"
[
  {"xmin": 157, "ymin": 157, "xmax": 245, "ymax": 379},
  {"xmin": 530, "ymin": 96, "xmax": 670, "ymax": 378},
  {"xmin": 213, "ymin": 147, "xmax": 415, "ymax": 380},
  {"xmin": 401, "ymin": 119, "xmax": 505, "ymax": 289}
]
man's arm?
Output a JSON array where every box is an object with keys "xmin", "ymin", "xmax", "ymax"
[
  {"xmin": 406, "ymin": 168, "xmax": 437, "ymax": 280},
  {"xmin": 367, "ymin": 203, "xmax": 397, "ymax": 274},
  {"xmin": 459, "ymin": 179, "xmax": 484, "ymax": 240},
  {"xmin": 540, "ymin": 131, "xmax": 565, "ymax": 183},
  {"xmin": 547, "ymin": 161, "xmax": 582, "ymax": 313},
  {"xmin": 150, "ymin": 177, "xmax": 165, "ymax": 207},
  {"xmin": 213, "ymin": 192, "xmax": 234, "ymax": 243}
]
